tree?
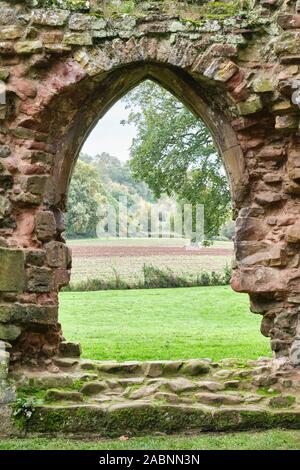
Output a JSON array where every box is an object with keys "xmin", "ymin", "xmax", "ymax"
[
  {"xmin": 87, "ymin": 152, "xmax": 155, "ymax": 204},
  {"xmin": 123, "ymin": 81, "xmax": 231, "ymax": 240},
  {"xmin": 67, "ymin": 159, "xmax": 106, "ymax": 237}
]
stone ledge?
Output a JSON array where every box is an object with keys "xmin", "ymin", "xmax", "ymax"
[
  {"xmin": 10, "ymin": 357, "xmax": 300, "ymax": 436},
  {"xmin": 26, "ymin": 404, "xmax": 300, "ymax": 436}
]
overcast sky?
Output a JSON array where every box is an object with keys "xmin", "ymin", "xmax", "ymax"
[{"xmin": 81, "ymin": 100, "xmax": 136, "ymax": 162}]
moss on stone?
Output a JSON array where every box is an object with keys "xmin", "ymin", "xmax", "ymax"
[
  {"xmin": 257, "ymin": 387, "xmax": 280, "ymax": 397},
  {"xmin": 26, "ymin": 0, "xmax": 90, "ymax": 10},
  {"xmin": 200, "ymin": 1, "xmax": 242, "ymax": 20}
]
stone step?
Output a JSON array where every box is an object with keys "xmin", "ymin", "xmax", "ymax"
[
  {"xmin": 26, "ymin": 402, "xmax": 300, "ymax": 436},
  {"xmin": 53, "ymin": 358, "xmax": 214, "ymax": 378},
  {"xmin": 10, "ymin": 357, "xmax": 300, "ymax": 437}
]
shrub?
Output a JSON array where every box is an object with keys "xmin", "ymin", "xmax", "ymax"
[{"xmin": 62, "ymin": 264, "xmax": 232, "ymax": 292}]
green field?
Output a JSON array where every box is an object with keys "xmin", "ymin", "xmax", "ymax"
[
  {"xmin": 1, "ymin": 430, "xmax": 300, "ymax": 450},
  {"xmin": 59, "ymin": 285, "xmax": 270, "ymax": 361}
]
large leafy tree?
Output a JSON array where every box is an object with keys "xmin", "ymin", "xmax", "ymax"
[
  {"xmin": 67, "ymin": 159, "xmax": 106, "ymax": 237},
  {"xmin": 123, "ymin": 81, "xmax": 231, "ymax": 239}
]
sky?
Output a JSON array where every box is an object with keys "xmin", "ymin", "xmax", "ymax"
[{"xmin": 81, "ymin": 100, "xmax": 136, "ymax": 162}]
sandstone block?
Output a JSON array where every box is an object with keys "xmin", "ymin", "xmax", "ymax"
[
  {"xmin": 253, "ymin": 77, "xmax": 274, "ymax": 92},
  {"xmin": 0, "ymin": 305, "xmax": 13, "ymax": 323},
  {"xmin": 0, "ymin": 26, "xmax": 22, "ymax": 41},
  {"xmin": 286, "ymin": 223, "xmax": 300, "ymax": 243},
  {"xmin": 63, "ymin": 32, "xmax": 92, "ymax": 46},
  {"xmin": 276, "ymin": 115, "xmax": 299, "ymax": 129},
  {"xmin": 0, "ymin": 146, "xmax": 11, "ymax": 158},
  {"xmin": 0, "ymin": 324, "xmax": 21, "ymax": 341},
  {"xmin": 45, "ymin": 389, "xmax": 83, "ymax": 402},
  {"xmin": 0, "ymin": 247, "xmax": 24, "ymax": 292},
  {"xmin": 26, "ymin": 267, "xmax": 53, "ymax": 293},
  {"xmin": 15, "ymin": 41, "xmax": 43, "ymax": 55},
  {"xmin": 32, "ymin": 9, "xmax": 69, "ymax": 26},
  {"xmin": 204, "ymin": 59, "xmax": 238, "ymax": 83},
  {"xmin": 181, "ymin": 360, "xmax": 210, "ymax": 376},
  {"xmin": 21, "ymin": 175, "xmax": 47, "ymax": 196},
  {"xmin": 195, "ymin": 392, "xmax": 243, "ymax": 406},
  {"xmin": 0, "ymin": 175, "xmax": 13, "ymax": 190},
  {"xmin": 59, "ymin": 341, "xmax": 82, "ymax": 358},
  {"xmin": 278, "ymin": 15, "xmax": 300, "ymax": 30},
  {"xmin": 11, "ymin": 303, "xmax": 58, "ymax": 325},
  {"xmin": 45, "ymin": 241, "xmax": 68, "ymax": 268},
  {"xmin": 35, "ymin": 211, "xmax": 56, "ymax": 241},
  {"xmin": 80, "ymin": 381, "xmax": 107, "ymax": 395},
  {"xmin": 237, "ymin": 96, "xmax": 262, "ymax": 115}
]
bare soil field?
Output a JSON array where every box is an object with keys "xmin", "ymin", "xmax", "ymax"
[
  {"xmin": 70, "ymin": 245, "xmax": 233, "ymax": 258},
  {"xmin": 67, "ymin": 239, "xmax": 233, "ymax": 283}
]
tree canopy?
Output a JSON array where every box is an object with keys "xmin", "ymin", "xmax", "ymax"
[
  {"xmin": 67, "ymin": 159, "xmax": 106, "ymax": 237},
  {"xmin": 123, "ymin": 81, "xmax": 231, "ymax": 239}
]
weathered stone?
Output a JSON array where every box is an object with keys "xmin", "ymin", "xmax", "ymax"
[
  {"xmin": 0, "ymin": 195, "xmax": 12, "ymax": 219},
  {"xmin": 25, "ymin": 250, "xmax": 45, "ymax": 267},
  {"xmin": 63, "ymin": 32, "xmax": 92, "ymax": 46},
  {"xmin": 153, "ymin": 392, "xmax": 179, "ymax": 403},
  {"xmin": 0, "ymin": 406, "xmax": 16, "ymax": 437},
  {"xmin": 53, "ymin": 357, "xmax": 79, "ymax": 368},
  {"xmin": 32, "ymin": 9, "xmax": 70, "ymax": 27},
  {"xmin": 45, "ymin": 241, "xmax": 68, "ymax": 268},
  {"xmin": 59, "ymin": 341, "xmax": 82, "ymax": 358},
  {"xmin": 276, "ymin": 115, "xmax": 299, "ymax": 129},
  {"xmin": 142, "ymin": 362, "xmax": 164, "ymax": 378},
  {"xmin": 196, "ymin": 381, "xmax": 225, "ymax": 392},
  {"xmin": 278, "ymin": 16, "xmax": 300, "ymax": 30},
  {"xmin": 181, "ymin": 360, "xmax": 210, "ymax": 376},
  {"xmin": 46, "ymin": 389, "xmax": 83, "ymax": 402},
  {"xmin": 2, "ymin": 0, "xmax": 300, "ymax": 366},
  {"xmin": 231, "ymin": 266, "xmax": 288, "ymax": 293},
  {"xmin": 11, "ymin": 303, "xmax": 58, "ymax": 325},
  {"xmin": 0, "ymin": 324, "xmax": 21, "ymax": 341},
  {"xmin": 224, "ymin": 380, "xmax": 241, "ymax": 390},
  {"xmin": 204, "ymin": 59, "xmax": 238, "ymax": 83},
  {"xmin": 26, "ymin": 267, "xmax": 53, "ymax": 293},
  {"xmin": 21, "ymin": 175, "xmax": 47, "ymax": 197},
  {"xmin": 31, "ymin": 375, "xmax": 74, "ymax": 389},
  {"xmin": 269, "ymin": 395, "xmax": 295, "ymax": 408},
  {"xmin": 80, "ymin": 381, "xmax": 107, "ymax": 395},
  {"xmin": 254, "ymin": 191, "xmax": 283, "ymax": 205},
  {"xmin": 130, "ymin": 384, "xmax": 160, "ymax": 399},
  {"xmin": 286, "ymin": 223, "xmax": 300, "ymax": 243},
  {"xmin": 253, "ymin": 77, "xmax": 274, "ymax": 93},
  {"xmin": 0, "ymin": 305, "xmax": 12, "ymax": 323},
  {"xmin": 35, "ymin": 211, "xmax": 56, "ymax": 241},
  {"xmin": 195, "ymin": 392, "xmax": 244, "ymax": 406},
  {"xmin": 15, "ymin": 41, "xmax": 43, "ymax": 54},
  {"xmin": 80, "ymin": 361, "xmax": 97, "ymax": 371},
  {"xmin": 0, "ymin": 26, "xmax": 22, "ymax": 41},
  {"xmin": 0, "ymin": 146, "xmax": 10, "ymax": 158},
  {"xmin": 80, "ymin": 373, "xmax": 98, "ymax": 381},
  {"xmin": 0, "ymin": 175, "xmax": 13, "ymax": 190},
  {"xmin": 290, "ymin": 339, "xmax": 300, "ymax": 365},
  {"xmin": 0, "ymin": 42, "xmax": 15, "ymax": 56},
  {"xmin": 97, "ymin": 361, "xmax": 140, "ymax": 374},
  {"xmin": 164, "ymin": 378, "xmax": 196, "ymax": 393},
  {"xmin": 0, "ymin": 248, "xmax": 24, "ymax": 292},
  {"xmin": 69, "ymin": 14, "xmax": 106, "ymax": 31},
  {"xmin": 237, "ymin": 96, "xmax": 263, "ymax": 115}
]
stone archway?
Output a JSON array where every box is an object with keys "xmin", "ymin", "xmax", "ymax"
[{"xmin": 1, "ymin": 0, "xmax": 300, "ymax": 372}]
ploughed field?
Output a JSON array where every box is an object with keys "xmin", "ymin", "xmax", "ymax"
[{"xmin": 67, "ymin": 239, "xmax": 233, "ymax": 283}]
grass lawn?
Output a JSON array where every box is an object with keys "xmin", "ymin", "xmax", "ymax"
[
  {"xmin": 0, "ymin": 429, "xmax": 299, "ymax": 450},
  {"xmin": 59, "ymin": 286, "xmax": 270, "ymax": 361}
]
